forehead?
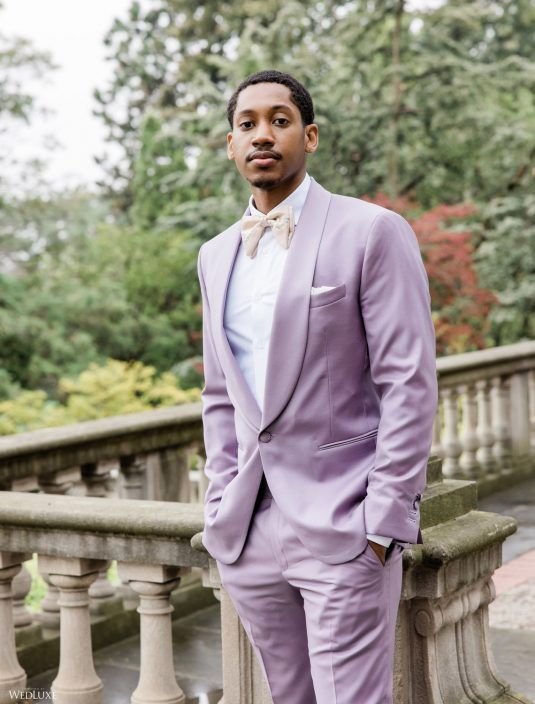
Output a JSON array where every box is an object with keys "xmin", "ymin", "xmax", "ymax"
[{"xmin": 234, "ymin": 82, "xmax": 297, "ymax": 116}]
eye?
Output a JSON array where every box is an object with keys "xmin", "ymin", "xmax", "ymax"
[
  {"xmin": 239, "ymin": 121, "xmax": 254, "ymax": 129},
  {"xmin": 274, "ymin": 118, "xmax": 289, "ymax": 126}
]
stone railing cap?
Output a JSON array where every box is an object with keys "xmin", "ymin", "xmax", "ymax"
[{"xmin": 0, "ymin": 491, "xmax": 204, "ymax": 539}]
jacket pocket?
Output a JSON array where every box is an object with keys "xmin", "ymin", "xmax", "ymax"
[
  {"xmin": 317, "ymin": 427, "xmax": 378, "ymax": 450},
  {"xmin": 309, "ymin": 283, "xmax": 346, "ymax": 308}
]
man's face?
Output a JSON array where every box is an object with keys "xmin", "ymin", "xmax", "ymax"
[{"xmin": 227, "ymin": 82, "xmax": 318, "ymax": 190}]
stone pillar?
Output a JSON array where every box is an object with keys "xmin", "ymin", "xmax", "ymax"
[
  {"xmin": 80, "ymin": 465, "xmax": 121, "ymax": 614},
  {"xmin": 0, "ymin": 552, "xmax": 30, "ymax": 704},
  {"xmin": 151, "ymin": 447, "xmax": 191, "ymax": 502},
  {"xmin": 508, "ymin": 371, "xmax": 531, "ymax": 460},
  {"xmin": 118, "ymin": 563, "xmax": 187, "ymax": 704},
  {"xmin": 441, "ymin": 387, "xmax": 462, "ymax": 477},
  {"xmin": 39, "ymin": 556, "xmax": 107, "ymax": 704},
  {"xmin": 395, "ymin": 514, "xmax": 531, "ymax": 703},
  {"xmin": 196, "ymin": 445, "xmax": 209, "ymax": 504},
  {"xmin": 12, "ymin": 566, "xmax": 32, "ymax": 629},
  {"xmin": 476, "ymin": 378, "xmax": 497, "ymax": 474},
  {"xmin": 458, "ymin": 382, "xmax": 481, "ymax": 478},
  {"xmin": 119, "ymin": 455, "xmax": 147, "ymax": 500},
  {"xmin": 38, "ymin": 571, "xmax": 61, "ymax": 634},
  {"xmin": 37, "ymin": 470, "xmax": 78, "ymax": 632},
  {"xmin": 430, "ymin": 406, "xmax": 444, "ymax": 461},
  {"xmin": 528, "ymin": 369, "xmax": 535, "ymax": 450},
  {"xmin": 491, "ymin": 375, "xmax": 513, "ymax": 474},
  {"xmin": 81, "ymin": 462, "xmax": 111, "ymax": 498}
]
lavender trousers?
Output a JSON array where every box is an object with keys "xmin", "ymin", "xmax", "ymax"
[{"xmin": 216, "ymin": 480, "xmax": 404, "ymax": 704}]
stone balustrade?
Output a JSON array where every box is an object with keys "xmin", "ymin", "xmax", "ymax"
[
  {"xmin": 434, "ymin": 340, "xmax": 535, "ymax": 494},
  {"xmin": 0, "ymin": 491, "xmax": 205, "ymax": 704},
  {"xmin": 0, "ymin": 341, "xmax": 534, "ymax": 702},
  {"xmin": 1, "ymin": 342, "xmax": 533, "ymax": 506},
  {"xmin": 0, "ymin": 403, "xmax": 207, "ymax": 502}
]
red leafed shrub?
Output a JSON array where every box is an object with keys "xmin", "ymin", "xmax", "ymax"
[{"xmin": 363, "ymin": 194, "xmax": 497, "ymax": 355}]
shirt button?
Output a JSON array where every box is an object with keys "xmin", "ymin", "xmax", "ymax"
[
  {"xmin": 259, "ymin": 431, "xmax": 272, "ymax": 443},
  {"xmin": 253, "ymin": 292, "xmax": 262, "ymax": 302}
]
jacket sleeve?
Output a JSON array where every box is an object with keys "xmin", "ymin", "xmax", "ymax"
[
  {"xmin": 197, "ymin": 245, "xmax": 239, "ymax": 524},
  {"xmin": 360, "ymin": 210, "xmax": 438, "ymax": 543}
]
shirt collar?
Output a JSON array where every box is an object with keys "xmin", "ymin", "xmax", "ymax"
[{"xmin": 247, "ymin": 172, "xmax": 311, "ymax": 225}]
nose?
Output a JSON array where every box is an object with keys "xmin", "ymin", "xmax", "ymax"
[{"xmin": 251, "ymin": 118, "xmax": 275, "ymax": 146}]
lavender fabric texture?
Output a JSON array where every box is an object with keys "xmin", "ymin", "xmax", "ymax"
[
  {"xmin": 216, "ymin": 493, "xmax": 404, "ymax": 703},
  {"xmin": 197, "ymin": 176, "xmax": 438, "ymax": 566}
]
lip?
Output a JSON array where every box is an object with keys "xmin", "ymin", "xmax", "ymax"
[{"xmin": 251, "ymin": 157, "xmax": 278, "ymax": 167}]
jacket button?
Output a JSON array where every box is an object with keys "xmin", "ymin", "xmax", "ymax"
[{"xmin": 259, "ymin": 431, "xmax": 272, "ymax": 443}]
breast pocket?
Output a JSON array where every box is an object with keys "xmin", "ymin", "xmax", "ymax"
[{"xmin": 309, "ymin": 283, "xmax": 346, "ymax": 308}]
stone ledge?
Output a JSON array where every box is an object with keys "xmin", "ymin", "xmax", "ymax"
[
  {"xmin": 407, "ymin": 510, "xmax": 517, "ymax": 568},
  {"xmin": 0, "ymin": 491, "xmax": 204, "ymax": 539},
  {"xmin": 420, "ymin": 477, "xmax": 477, "ymax": 528}
]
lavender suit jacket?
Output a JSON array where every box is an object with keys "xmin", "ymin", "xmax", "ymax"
[{"xmin": 197, "ymin": 176, "xmax": 438, "ymax": 565}]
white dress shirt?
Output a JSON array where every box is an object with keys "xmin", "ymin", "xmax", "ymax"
[{"xmin": 223, "ymin": 172, "xmax": 392, "ymax": 550}]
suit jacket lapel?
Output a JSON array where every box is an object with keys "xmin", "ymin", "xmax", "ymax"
[
  {"xmin": 210, "ymin": 177, "xmax": 332, "ymax": 434},
  {"xmin": 211, "ymin": 220, "xmax": 263, "ymax": 430},
  {"xmin": 261, "ymin": 178, "xmax": 332, "ymax": 431}
]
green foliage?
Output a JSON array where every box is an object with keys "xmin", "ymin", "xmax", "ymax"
[
  {"xmin": 0, "ymin": 0, "xmax": 533, "ymax": 425},
  {"xmin": 0, "ymin": 359, "xmax": 201, "ymax": 435},
  {"xmin": 24, "ymin": 555, "xmax": 47, "ymax": 613},
  {"xmin": 474, "ymin": 193, "xmax": 535, "ymax": 344}
]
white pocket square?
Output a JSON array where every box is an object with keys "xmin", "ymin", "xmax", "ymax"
[{"xmin": 311, "ymin": 285, "xmax": 336, "ymax": 295}]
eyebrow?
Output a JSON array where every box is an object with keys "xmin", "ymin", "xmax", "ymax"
[{"xmin": 236, "ymin": 104, "xmax": 293, "ymax": 118}]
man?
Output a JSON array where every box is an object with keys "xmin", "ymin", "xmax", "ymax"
[{"xmin": 196, "ymin": 69, "xmax": 438, "ymax": 704}]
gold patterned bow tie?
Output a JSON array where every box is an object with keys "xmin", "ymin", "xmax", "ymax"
[{"xmin": 241, "ymin": 204, "xmax": 295, "ymax": 258}]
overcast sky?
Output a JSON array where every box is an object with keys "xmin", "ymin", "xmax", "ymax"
[
  {"xmin": 2, "ymin": 0, "xmax": 443, "ymax": 192},
  {"xmin": 2, "ymin": 0, "xmax": 134, "ymax": 191}
]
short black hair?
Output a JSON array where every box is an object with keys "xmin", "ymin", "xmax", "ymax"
[{"xmin": 227, "ymin": 70, "xmax": 314, "ymax": 128}]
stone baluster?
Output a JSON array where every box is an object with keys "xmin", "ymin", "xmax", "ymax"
[
  {"xmin": 79, "ymin": 464, "xmax": 119, "ymax": 613},
  {"xmin": 196, "ymin": 449, "xmax": 209, "ymax": 505},
  {"xmin": 508, "ymin": 371, "xmax": 532, "ymax": 462},
  {"xmin": 528, "ymin": 369, "xmax": 535, "ymax": 450},
  {"xmin": 81, "ymin": 462, "xmax": 111, "ymax": 498},
  {"xmin": 38, "ymin": 468, "xmax": 77, "ymax": 496},
  {"xmin": 491, "ymin": 375, "xmax": 513, "ymax": 474},
  {"xmin": 12, "ymin": 566, "xmax": 32, "ymax": 629},
  {"xmin": 39, "ymin": 571, "xmax": 61, "ymax": 634},
  {"xmin": 430, "ymin": 406, "xmax": 444, "ymax": 461},
  {"xmin": 37, "ymin": 469, "xmax": 79, "ymax": 631},
  {"xmin": 38, "ymin": 556, "xmax": 106, "ymax": 704},
  {"xmin": 119, "ymin": 455, "xmax": 147, "ymax": 500},
  {"xmin": 117, "ymin": 563, "xmax": 187, "ymax": 704},
  {"xmin": 475, "ymin": 378, "xmax": 496, "ymax": 475},
  {"xmin": 441, "ymin": 387, "xmax": 462, "ymax": 478},
  {"xmin": 117, "ymin": 456, "xmax": 148, "ymax": 610},
  {"xmin": 10, "ymin": 476, "xmax": 39, "ymax": 493},
  {"xmin": 0, "ymin": 552, "xmax": 30, "ymax": 704},
  {"xmin": 458, "ymin": 383, "xmax": 481, "ymax": 478},
  {"xmin": 150, "ymin": 447, "xmax": 191, "ymax": 502}
]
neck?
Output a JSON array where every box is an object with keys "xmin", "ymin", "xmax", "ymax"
[{"xmin": 250, "ymin": 168, "xmax": 306, "ymax": 214}]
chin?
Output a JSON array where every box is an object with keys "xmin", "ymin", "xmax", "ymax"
[{"xmin": 248, "ymin": 174, "xmax": 282, "ymax": 190}]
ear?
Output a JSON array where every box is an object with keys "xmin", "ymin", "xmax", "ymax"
[
  {"xmin": 227, "ymin": 132, "xmax": 234, "ymax": 161},
  {"xmin": 304, "ymin": 124, "xmax": 319, "ymax": 154}
]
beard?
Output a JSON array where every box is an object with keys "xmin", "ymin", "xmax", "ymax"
[{"xmin": 248, "ymin": 173, "xmax": 282, "ymax": 190}]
